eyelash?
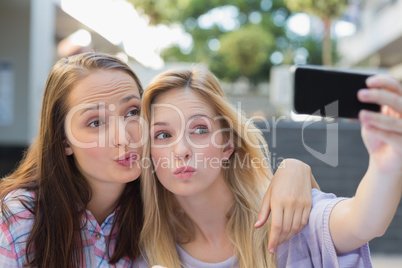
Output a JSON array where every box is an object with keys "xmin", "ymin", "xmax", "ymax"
[
  {"xmin": 87, "ymin": 107, "xmax": 140, "ymax": 128},
  {"xmin": 192, "ymin": 125, "xmax": 209, "ymax": 135},
  {"xmin": 125, "ymin": 107, "xmax": 140, "ymax": 118},
  {"xmin": 155, "ymin": 132, "xmax": 172, "ymax": 140},
  {"xmin": 88, "ymin": 120, "xmax": 104, "ymax": 128},
  {"xmin": 154, "ymin": 126, "xmax": 209, "ymax": 139}
]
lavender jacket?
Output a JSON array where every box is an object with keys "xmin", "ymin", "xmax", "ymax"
[{"xmin": 137, "ymin": 189, "xmax": 373, "ymax": 268}]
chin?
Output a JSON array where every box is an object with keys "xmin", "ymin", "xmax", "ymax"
[
  {"xmin": 171, "ymin": 187, "xmax": 202, "ymax": 197},
  {"xmin": 121, "ymin": 170, "xmax": 141, "ymax": 183}
]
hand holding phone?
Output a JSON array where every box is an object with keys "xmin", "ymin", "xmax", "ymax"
[{"xmin": 292, "ymin": 65, "xmax": 381, "ymax": 119}]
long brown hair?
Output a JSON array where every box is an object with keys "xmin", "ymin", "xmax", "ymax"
[
  {"xmin": 139, "ymin": 67, "xmax": 276, "ymax": 267},
  {"xmin": 0, "ymin": 52, "xmax": 143, "ymax": 267}
]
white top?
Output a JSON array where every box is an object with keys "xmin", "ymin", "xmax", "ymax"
[
  {"xmin": 175, "ymin": 244, "xmax": 237, "ymax": 268},
  {"xmin": 136, "ymin": 189, "xmax": 372, "ymax": 268}
]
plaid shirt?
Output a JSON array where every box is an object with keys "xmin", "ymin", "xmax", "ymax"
[{"xmin": 0, "ymin": 189, "xmax": 137, "ymax": 267}]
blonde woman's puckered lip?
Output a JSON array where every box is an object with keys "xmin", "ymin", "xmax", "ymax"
[
  {"xmin": 115, "ymin": 151, "xmax": 138, "ymax": 161},
  {"xmin": 174, "ymin": 166, "xmax": 196, "ymax": 174}
]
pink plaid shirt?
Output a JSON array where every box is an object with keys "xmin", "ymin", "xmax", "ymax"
[{"xmin": 0, "ymin": 189, "xmax": 137, "ymax": 267}]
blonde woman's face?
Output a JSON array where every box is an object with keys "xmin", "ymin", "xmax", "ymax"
[
  {"xmin": 150, "ymin": 87, "xmax": 234, "ymax": 197},
  {"xmin": 64, "ymin": 70, "xmax": 143, "ymax": 190}
]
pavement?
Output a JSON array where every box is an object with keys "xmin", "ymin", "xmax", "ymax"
[{"xmin": 371, "ymin": 254, "xmax": 402, "ymax": 267}]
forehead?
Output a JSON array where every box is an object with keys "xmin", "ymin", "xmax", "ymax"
[
  {"xmin": 68, "ymin": 70, "xmax": 140, "ymax": 107},
  {"xmin": 151, "ymin": 88, "xmax": 215, "ymax": 120}
]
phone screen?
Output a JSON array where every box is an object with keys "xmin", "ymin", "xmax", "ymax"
[{"xmin": 292, "ymin": 66, "xmax": 381, "ymax": 118}]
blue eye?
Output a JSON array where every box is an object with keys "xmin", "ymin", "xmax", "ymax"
[
  {"xmin": 88, "ymin": 120, "xmax": 104, "ymax": 127},
  {"xmin": 125, "ymin": 107, "xmax": 140, "ymax": 118},
  {"xmin": 155, "ymin": 132, "xmax": 172, "ymax": 140},
  {"xmin": 193, "ymin": 126, "xmax": 209, "ymax": 135}
]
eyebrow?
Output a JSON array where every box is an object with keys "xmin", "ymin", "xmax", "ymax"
[
  {"xmin": 79, "ymin": 95, "xmax": 140, "ymax": 116},
  {"xmin": 190, "ymin": 114, "xmax": 213, "ymax": 121},
  {"xmin": 80, "ymin": 104, "xmax": 106, "ymax": 116},
  {"xmin": 120, "ymin": 95, "xmax": 140, "ymax": 104},
  {"xmin": 151, "ymin": 113, "xmax": 213, "ymax": 127}
]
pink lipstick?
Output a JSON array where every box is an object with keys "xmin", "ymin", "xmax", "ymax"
[
  {"xmin": 174, "ymin": 166, "xmax": 196, "ymax": 179},
  {"xmin": 115, "ymin": 152, "xmax": 138, "ymax": 167}
]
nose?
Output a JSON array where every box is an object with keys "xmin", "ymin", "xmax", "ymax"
[
  {"xmin": 111, "ymin": 116, "xmax": 131, "ymax": 147},
  {"xmin": 173, "ymin": 136, "xmax": 192, "ymax": 161}
]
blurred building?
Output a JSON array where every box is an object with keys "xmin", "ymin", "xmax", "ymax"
[
  {"xmin": 0, "ymin": 0, "xmax": 206, "ymax": 180},
  {"xmin": 0, "ymin": 0, "xmax": 188, "ymax": 167},
  {"xmin": 0, "ymin": 0, "xmax": 123, "ymax": 148},
  {"xmin": 0, "ymin": 0, "xmax": 159, "ymax": 178},
  {"xmin": 338, "ymin": 0, "xmax": 402, "ymax": 81}
]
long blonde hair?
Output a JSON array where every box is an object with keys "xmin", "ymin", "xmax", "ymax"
[{"xmin": 139, "ymin": 67, "xmax": 276, "ymax": 267}]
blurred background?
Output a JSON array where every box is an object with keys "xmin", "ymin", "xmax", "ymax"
[{"xmin": 0, "ymin": 0, "xmax": 401, "ymax": 264}]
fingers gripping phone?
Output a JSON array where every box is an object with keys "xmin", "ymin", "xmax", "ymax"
[{"xmin": 291, "ymin": 65, "xmax": 381, "ymax": 119}]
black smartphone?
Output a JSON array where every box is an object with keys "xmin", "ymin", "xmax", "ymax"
[{"xmin": 291, "ymin": 65, "xmax": 381, "ymax": 119}]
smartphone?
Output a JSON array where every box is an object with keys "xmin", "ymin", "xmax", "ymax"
[{"xmin": 291, "ymin": 65, "xmax": 381, "ymax": 119}]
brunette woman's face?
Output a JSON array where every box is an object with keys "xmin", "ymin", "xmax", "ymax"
[
  {"xmin": 150, "ymin": 87, "xmax": 234, "ymax": 197},
  {"xmin": 64, "ymin": 70, "xmax": 143, "ymax": 188}
]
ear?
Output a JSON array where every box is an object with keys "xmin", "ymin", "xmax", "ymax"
[
  {"xmin": 64, "ymin": 139, "xmax": 73, "ymax": 156},
  {"xmin": 222, "ymin": 140, "xmax": 234, "ymax": 161}
]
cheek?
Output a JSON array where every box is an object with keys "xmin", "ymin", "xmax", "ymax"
[
  {"xmin": 150, "ymin": 147, "xmax": 163, "ymax": 159},
  {"xmin": 126, "ymin": 121, "xmax": 141, "ymax": 138},
  {"xmin": 152, "ymin": 148, "xmax": 177, "ymax": 182},
  {"xmin": 67, "ymin": 124, "xmax": 105, "ymax": 147},
  {"xmin": 73, "ymin": 146, "xmax": 105, "ymax": 167},
  {"xmin": 201, "ymin": 147, "xmax": 224, "ymax": 170},
  {"xmin": 75, "ymin": 133, "xmax": 102, "ymax": 146},
  {"xmin": 127, "ymin": 122, "xmax": 144, "ymax": 150},
  {"xmin": 211, "ymin": 132, "xmax": 227, "ymax": 148},
  {"xmin": 188, "ymin": 134, "xmax": 210, "ymax": 146},
  {"xmin": 151, "ymin": 148, "xmax": 168, "ymax": 169},
  {"xmin": 201, "ymin": 144, "xmax": 224, "ymax": 158}
]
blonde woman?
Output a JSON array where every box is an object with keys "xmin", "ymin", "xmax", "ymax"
[
  {"xmin": 0, "ymin": 52, "xmax": 317, "ymax": 266},
  {"xmin": 139, "ymin": 67, "xmax": 402, "ymax": 267}
]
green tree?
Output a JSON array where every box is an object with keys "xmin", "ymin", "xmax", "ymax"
[
  {"xmin": 215, "ymin": 24, "xmax": 274, "ymax": 82},
  {"xmin": 285, "ymin": 0, "xmax": 348, "ymax": 66},
  {"xmin": 128, "ymin": 0, "xmax": 322, "ymax": 82},
  {"xmin": 128, "ymin": 0, "xmax": 191, "ymax": 25}
]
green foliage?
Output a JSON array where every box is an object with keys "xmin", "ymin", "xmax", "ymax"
[
  {"xmin": 129, "ymin": 0, "xmax": 326, "ymax": 81},
  {"xmin": 299, "ymin": 37, "xmax": 322, "ymax": 65},
  {"xmin": 285, "ymin": 0, "xmax": 348, "ymax": 19},
  {"xmin": 128, "ymin": 0, "xmax": 191, "ymax": 25},
  {"xmin": 285, "ymin": 0, "xmax": 347, "ymax": 66},
  {"xmin": 214, "ymin": 24, "xmax": 274, "ymax": 81}
]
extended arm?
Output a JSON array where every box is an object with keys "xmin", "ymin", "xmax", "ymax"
[{"xmin": 330, "ymin": 75, "xmax": 402, "ymax": 253}]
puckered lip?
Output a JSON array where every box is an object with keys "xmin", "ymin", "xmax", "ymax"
[
  {"xmin": 115, "ymin": 151, "xmax": 138, "ymax": 161},
  {"xmin": 174, "ymin": 166, "xmax": 196, "ymax": 174}
]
